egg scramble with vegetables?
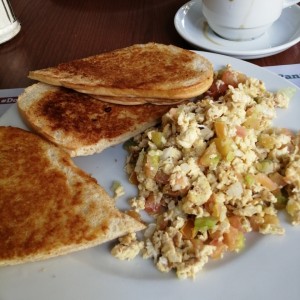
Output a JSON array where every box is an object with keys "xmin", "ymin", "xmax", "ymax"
[{"xmin": 111, "ymin": 66, "xmax": 300, "ymax": 279}]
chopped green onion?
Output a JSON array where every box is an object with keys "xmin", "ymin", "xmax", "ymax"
[{"xmin": 194, "ymin": 216, "xmax": 217, "ymax": 232}]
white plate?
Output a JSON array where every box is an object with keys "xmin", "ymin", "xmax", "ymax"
[
  {"xmin": 174, "ymin": 0, "xmax": 300, "ymax": 59},
  {"xmin": 0, "ymin": 52, "xmax": 300, "ymax": 300}
]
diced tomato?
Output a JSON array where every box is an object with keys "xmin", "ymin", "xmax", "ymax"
[
  {"xmin": 269, "ymin": 172, "xmax": 287, "ymax": 188},
  {"xmin": 221, "ymin": 70, "xmax": 238, "ymax": 88},
  {"xmin": 204, "ymin": 195, "xmax": 224, "ymax": 219},
  {"xmin": 154, "ymin": 170, "xmax": 170, "ymax": 185},
  {"xmin": 204, "ymin": 80, "xmax": 228, "ymax": 99},
  {"xmin": 181, "ymin": 219, "xmax": 196, "ymax": 239},
  {"xmin": 191, "ymin": 238, "xmax": 204, "ymax": 250},
  {"xmin": 221, "ymin": 70, "xmax": 246, "ymax": 87},
  {"xmin": 145, "ymin": 193, "xmax": 162, "ymax": 215},
  {"xmin": 156, "ymin": 215, "xmax": 168, "ymax": 230},
  {"xmin": 204, "ymin": 194, "xmax": 215, "ymax": 213},
  {"xmin": 209, "ymin": 228, "xmax": 222, "ymax": 240},
  {"xmin": 223, "ymin": 226, "xmax": 245, "ymax": 252},
  {"xmin": 228, "ymin": 215, "xmax": 244, "ymax": 232},
  {"xmin": 249, "ymin": 215, "xmax": 263, "ymax": 231},
  {"xmin": 209, "ymin": 238, "xmax": 227, "ymax": 259},
  {"xmin": 129, "ymin": 171, "xmax": 139, "ymax": 185},
  {"xmin": 255, "ymin": 173, "xmax": 278, "ymax": 191},
  {"xmin": 204, "ymin": 69, "xmax": 246, "ymax": 100},
  {"xmin": 235, "ymin": 125, "xmax": 247, "ymax": 138},
  {"xmin": 223, "ymin": 226, "xmax": 238, "ymax": 251}
]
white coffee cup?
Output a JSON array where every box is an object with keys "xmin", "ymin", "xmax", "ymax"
[
  {"xmin": 0, "ymin": 0, "xmax": 21, "ymax": 44},
  {"xmin": 202, "ymin": 0, "xmax": 299, "ymax": 41}
]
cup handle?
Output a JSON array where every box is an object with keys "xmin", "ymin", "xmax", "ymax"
[{"xmin": 283, "ymin": 0, "xmax": 299, "ymax": 8}]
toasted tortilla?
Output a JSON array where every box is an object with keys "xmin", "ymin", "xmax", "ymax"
[
  {"xmin": 0, "ymin": 126, "xmax": 145, "ymax": 266},
  {"xmin": 89, "ymin": 94, "xmax": 190, "ymax": 105},
  {"xmin": 17, "ymin": 83, "xmax": 174, "ymax": 156},
  {"xmin": 28, "ymin": 43, "xmax": 213, "ymax": 103}
]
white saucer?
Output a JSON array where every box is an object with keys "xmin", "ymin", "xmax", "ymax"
[{"xmin": 174, "ymin": 0, "xmax": 300, "ymax": 59}]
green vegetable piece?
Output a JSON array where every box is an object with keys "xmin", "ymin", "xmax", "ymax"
[
  {"xmin": 150, "ymin": 131, "xmax": 164, "ymax": 148},
  {"xmin": 274, "ymin": 189, "xmax": 288, "ymax": 210},
  {"xmin": 236, "ymin": 232, "xmax": 245, "ymax": 251},
  {"xmin": 144, "ymin": 151, "xmax": 160, "ymax": 178},
  {"xmin": 244, "ymin": 174, "xmax": 255, "ymax": 187},
  {"xmin": 256, "ymin": 159, "xmax": 272, "ymax": 173},
  {"xmin": 226, "ymin": 150, "xmax": 235, "ymax": 162},
  {"xmin": 194, "ymin": 216, "xmax": 217, "ymax": 232},
  {"xmin": 198, "ymin": 142, "xmax": 221, "ymax": 167}
]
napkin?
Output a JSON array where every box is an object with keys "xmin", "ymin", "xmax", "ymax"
[{"xmin": 264, "ymin": 64, "xmax": 300, "ymax": 89}]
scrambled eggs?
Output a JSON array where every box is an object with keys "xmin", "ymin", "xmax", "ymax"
[{"xmin": 112, "ymin": 66, "xmax": 300, "ymax": 279}]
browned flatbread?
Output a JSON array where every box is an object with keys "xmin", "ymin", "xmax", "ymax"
[
  {"xmin": 28, "ymin": 43, "xmax": 213, "ymax": 103},
  {"xmin": 0, "ymin": 126, "xmax": 145, "ymax": 266},
  {"xmin": 17, "ymin": 83, "xmax": 174, "ymax": 156}
]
